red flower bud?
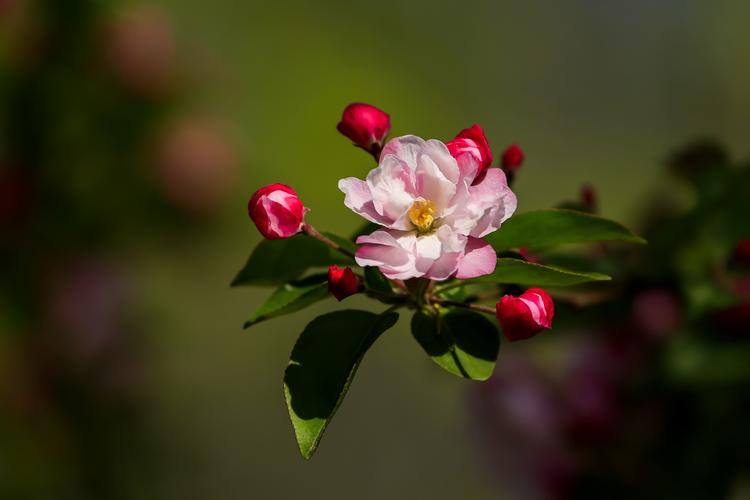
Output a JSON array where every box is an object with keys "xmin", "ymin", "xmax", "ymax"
[
  {"xmin": 496, "ymin": 288, "xmax": 554, "ymax": 341},
  {"xmin": 732, "ymin": 239, "xmax": 750, "ymax": 267},
  {"xmin": 336, "ymin": 103, "xmax": 390, "ymax": 152},
  {"xmin": 446, "ymin": 124, "xmax": 493, "ymax": 174},
  {"xmin": 247, "ymin": 184, "xmax": 304, "ymax": 240},
  {"xmin": 501, "ymin": 144, "xmax": 524, "ymax": 172},
  {"xmin": 580, "ymin": 183, "xmax": 597, "ymax": 213},
  {"xmin": 327, "ymin": 265, "xmax": 361, "ymax": 301}
]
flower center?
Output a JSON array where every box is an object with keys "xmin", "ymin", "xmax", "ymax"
[{"xmin": 408, "ymin": 199, "xmax": 436, "ymax": 233}]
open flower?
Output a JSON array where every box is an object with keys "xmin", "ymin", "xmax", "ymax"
[{"xmin": 339, "ymin": 135, "xmax": 517, "ymax": 280}]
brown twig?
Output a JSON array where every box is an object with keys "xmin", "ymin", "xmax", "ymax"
[{"xmin": 302, "ymin": 223, "xmax": 355, "ymax": 259}]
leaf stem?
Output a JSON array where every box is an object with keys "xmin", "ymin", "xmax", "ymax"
[{"xmin": 302, "ymin": 223, "xmax": 356, "ymax": 259}]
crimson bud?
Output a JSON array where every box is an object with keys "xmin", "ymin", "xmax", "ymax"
[
  {"xmin": 328, "ymin": 265, "xmax": 361, "ymax": 301},
  {"xmin": 501, "ymin": 144, "xmax": 524, "ymax": 172},
  {"xmin": 336, "ymin": 103, "xmax": 391, "ymax": 153},
  {"xmin": 496, "ymin": 288, "xmax": 554, "ymax": 341}
]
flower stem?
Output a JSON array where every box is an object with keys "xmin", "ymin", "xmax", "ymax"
[
  {"xmin": 428, "ymin": 296, "xmax": 496, "ymax": 316},
  {"xmin": 301, "ymin": 223, "xmax": 355, "ymax": 259},
  {"xmin": 405, "ymin": 278, "xmax": 432, "ymax": 307}
]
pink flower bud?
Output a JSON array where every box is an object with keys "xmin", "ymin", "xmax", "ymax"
[
  {"xmin": 496, "ymin": 288, "xmax": 554, "ymax": 341},
  {"xmin": 336, "ymin": 103, "xmax": 391, "ymax": 152},
  {"xmin": 327, "ymin": 265, "xmax": 361, "ymax": 301},
  {"xmin": 501, "ymin": 144, "xmax": 525, "ymax": 172},
  {"xmin": 247, "ymin": 184, "xmax": 304, "ymax": 240},
  {"xmin": 446, "ymin": 124, "xmax": 493, "ymax": 174}
]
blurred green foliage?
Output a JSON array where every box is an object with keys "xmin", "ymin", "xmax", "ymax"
[{"xmin": 1, "ymin": 0, "xmax": 750, "ymax": 498}]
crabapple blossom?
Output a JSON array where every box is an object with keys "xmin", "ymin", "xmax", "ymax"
[{"xmin": 339, "ymin": 135, "xmax": 517, "ymax": 280}]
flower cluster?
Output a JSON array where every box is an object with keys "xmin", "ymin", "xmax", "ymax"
[
  {"xmin": 236, "ymin": 102, "xmax": 642, "ymax": 459},
  {"xmin": 247, "ymin": 102, "xmax": 550, "ymax": 340}
]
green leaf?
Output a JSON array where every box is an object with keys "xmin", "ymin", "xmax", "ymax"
[
  {"xmin": 231, "ymin": 234, "xmax": 351, "ymax": 287},
  {"xmin": 410, "ymin": 309, "xmax": 499, "ymax": 381},
  {"xmin": 284, "ymin": 310, "xmax": 399, "ymax": 459},
  {"xmin": 350, "ymin": 221, "xmax": 380, "ymax": 242},
  {"xmin": 464, "ymin": 258, "xmax": 611, "ymax": 287},
  {"xmin": 364, "ymin": 266, "xmax": 392, "ymax": 294},
  {"xmin": 243, "ymin": 274, "xmax": 330, "ymax": 328},
  {"xmin": 486, "ymin": 209, "xmax": 645, "ymax": 252}
]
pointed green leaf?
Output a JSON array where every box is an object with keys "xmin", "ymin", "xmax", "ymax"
[
  {"xmin": 232, "ymin": 234, "xmax": 351, "ymax": 287},
  {"xmin": 364, "ymin": 266, "xmax": 392, "ymax": 294},
  {"xmin": 463, "ymin": 258, "xmax": 611, "ymax": 287},
  {"xmin": 243, "ymin": 274, "xmax": 330, "ymax": 328},
  {"xmin": 284, "ymin": 310, "xmax": 399, "ymax": 459},
  {"xmin": 411, "ymin": 309, "xmax": 499, "ymax": 381},
  {"xmin": 350, "ymin": 221, "xmax": 380, "ymax": 241},
  {"xmin": 486, "ymin": 209, "xmax": 645, "ymax": 252}
]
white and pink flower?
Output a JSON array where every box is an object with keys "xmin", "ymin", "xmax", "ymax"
[{"xmin": 339, "ymin": 135, "xmax": 517, "ymax": 280}]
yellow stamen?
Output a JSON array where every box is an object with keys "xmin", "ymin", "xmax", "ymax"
[{"xmin": 408, "ymin": 199, "xmax": 436, "ymax": 233}]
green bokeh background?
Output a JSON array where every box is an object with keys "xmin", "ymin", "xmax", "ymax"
[{"xmin": 7, "ymin": 0, "xmax": 750, "ymax": 498}]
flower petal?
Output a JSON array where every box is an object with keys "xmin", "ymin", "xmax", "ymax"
[
  {"xmin": 338, "ymin": 177, "xmax": 392, "ymax": 227},
  {"xmin": 379, "ymin": 135, "xmax": 425, "ymax": 169},
  {"xmin": 455, "ymin": 237, "xmax": 497, "ymax": 279},
  {"xmin": 416, "ymin": 226, "xmax": 465, "ymax": 280},
  {"xmin": 355, "ymin": 230, "xmax": 417, "ymax": 280},
  {"xmin": 366, "ymin": 155, "xmax": 415, "ymax": 228},
  {"xmin": 421, "ymin": 139, "xmax": 460, "ymax": 184},
  {"xmin": 415, "ymin": 154, "xmax": 455, "ymax": 214}
]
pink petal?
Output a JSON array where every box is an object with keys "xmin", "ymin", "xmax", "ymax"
[
  {"xmin": 379, "ymin": 135, "xmax": 425, "ymax": 169},
  {"xmin": 425, "ymin": 251, "xmax": 462, "ymax": 280},
  {"xmin": 455, "ymin": 237, "xmax": 497, "ymax": 279},
  {"xmin": 338, "ymin": 177, "xmax": 392, "ymax": 227},
  {"xmin": 355, "ymin": 230, "xmax": 417, "ymax": 280},
  {"xmin": 468, "ymin": 168, "xmax": 517, "ymax": 237},
  {"xmin": 415, "ymin": 154, "xmax": 455, "ymax": 214},
  {"xmin": 367, "ymin": 155, "xmax": 415, "ymax": 226}
]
